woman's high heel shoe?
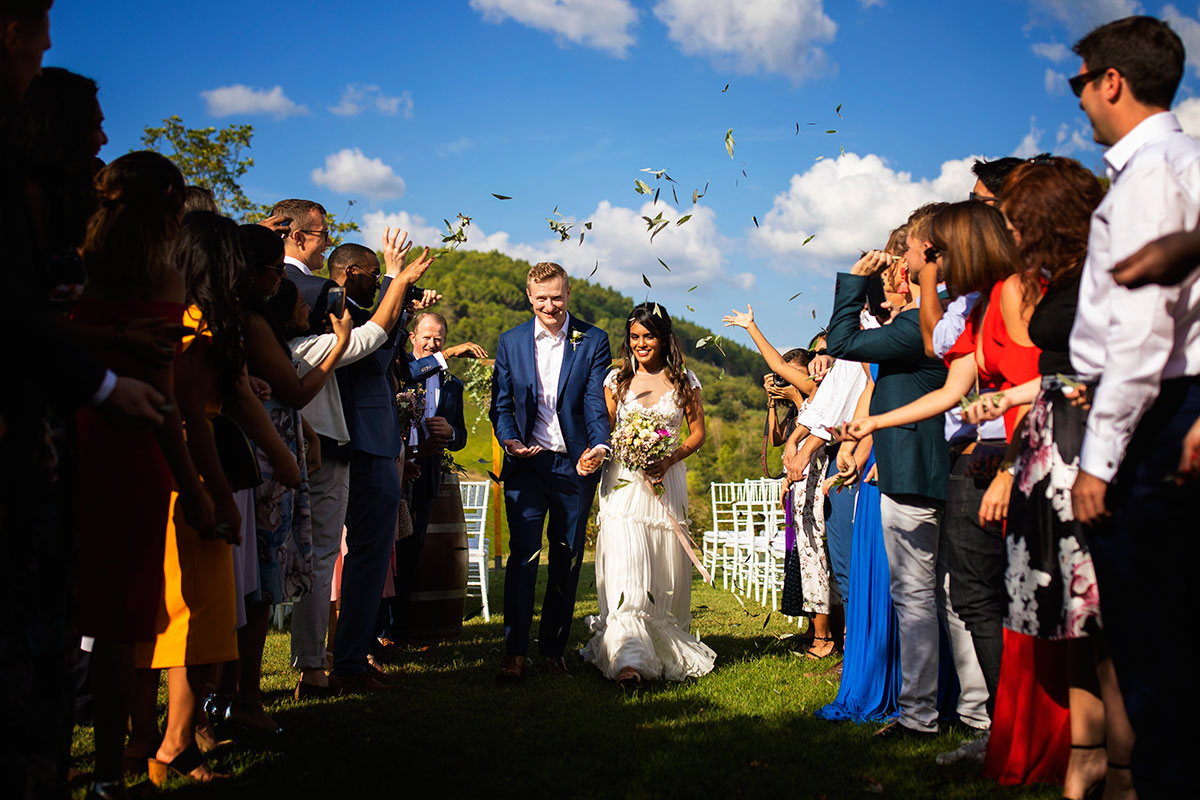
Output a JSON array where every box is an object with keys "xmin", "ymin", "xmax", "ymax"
[{"xmin": 147, "ymin": 743, "xmax": 227, "ymax": 786}]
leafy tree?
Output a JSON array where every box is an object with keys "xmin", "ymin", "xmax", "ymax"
[{"xmin": 140, "ymin": 115, "xmax": 359, "ymax": 244}]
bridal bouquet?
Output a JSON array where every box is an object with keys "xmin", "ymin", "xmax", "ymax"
[
  {"xmin": 610, "ymin": 408, "xmax": 678, "ymax": 478},
  {"xmin": 396, "ymin": 386, "xmax": 427, "ymax": 443}
]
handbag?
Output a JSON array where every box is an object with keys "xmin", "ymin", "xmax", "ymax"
[{"xmin": 211, "ymin": 413, "xmax": 262, "ymax": 490}]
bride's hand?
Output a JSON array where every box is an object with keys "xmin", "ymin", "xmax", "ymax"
[
  {"xmin": 576, "ymin": 445, "xmax": 607, "ymax": 476},
  {"xmin": 644, "ymin": 454, "xmax": 675, "ymax": 482},
  {"xmin": 722, "ymin": 305, "xmax": 754, "ymax": 329}
]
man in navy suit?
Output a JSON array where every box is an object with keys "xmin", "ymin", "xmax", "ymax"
[
  {"xmin": 326, "ymin": 240, "xmax": 436, "ymax": 691},
  {"xmin": 272, "ymin": 198, "xmax": 335, "ymax": 333},
  {"xmin": 490, "ymin": 262, "xmax": 611, "ymax": 679},
  {"xmin": 382, "ymin": 312, "xmax": 473, "ymax": 645}
]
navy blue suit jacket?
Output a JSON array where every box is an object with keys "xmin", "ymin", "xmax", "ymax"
[
  {"xmin": 284, "ymin": 262, "xmax": 336, "ymax": 336},
  {"xmin": 489, "ymin": 316, "xmax": 611, "ymax": 480},
  {"xmin": 826, "ymin": 272, "xmax": 950, "ymax": 501},
  {"xmin": 408, "ymin": 372, "xmax": 468, "ymax": 506},
  {"xmin": 335, "ymin": 276, "xmax": 407, "ymax": 459}
]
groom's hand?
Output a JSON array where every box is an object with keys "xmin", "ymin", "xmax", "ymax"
[
  {"xmin": 504, "ymin": 439, "xmax": 543, "ymax": 458},
  {"xmin": 576, "ymin": 445, "xmax": 606, "ymax": 476}
]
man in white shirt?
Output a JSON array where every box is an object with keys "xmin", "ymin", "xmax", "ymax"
[{"xmin": 1066, "ymin": 15, "xmax": 1199, "ymax": 796}]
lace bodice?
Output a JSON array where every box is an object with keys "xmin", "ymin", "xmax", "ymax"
[{"xmin": 605, "ymin": 368, "xmax": 701, "ymax": 433}]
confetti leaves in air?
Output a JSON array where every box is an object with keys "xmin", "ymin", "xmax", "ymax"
[
  {"xmin": 695, "ymin": 335, "xmax": 727, "ymax": 357},
  {"xmin": 441, "ymin": 214, "xmax": 472, "ymax": 248},
  {"xmin": 491, "ymin": 193, "xmax": 512, "ymax": 200},
  {"xmin": 724, "ymin": 129, "xmax": 735, "ymax": 159}
]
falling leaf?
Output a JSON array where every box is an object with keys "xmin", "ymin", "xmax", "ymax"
[
  {"xmin": 814, "ymin": 156, "xmax": 824, "ymax": 162},
  {"xmin": 476, "ymin": 458, "xmax": 490, "ymax": 464},
  {"xmin": 696, "ymin": 336, "xmax": 712, "ymax": 349},
  {"xmin": 526, "ymin": 548, "xmax": 542, "ymax": 563},
  {"xmin": 584, "ymin": 221, "xmax": 592, "ymax": 230},
  {"xmin": 686, "ymin": 305, "xmax": 695, "ymax": 312},
  {"xmin": 671, "ymin": 185, "xmax": 679, "ymax": 205},
  {"xmin": 552, "ymin": 205, "xmax": 560, "ymax": 216},
  {"xmin": 741, "ymin": 169, "xmax": 747, "ymax": 177},
  {"xmin": 491, "ymin": 193, "xmax": 512, "ymax": 200},
  {"xmin": 803, "ymin": 234, "xmax": 815, "ymax": 245},
  {"xmin": 724, "ymin": 128, "xmax": 735, "ymax": 159},
  {"xmin": 687, "ymin": 285, "xmax": 697, "ymax": 293},
  {"xmin": 617, "ymin": 592, "xmax": 625, "ymax": 609},
  {"xmin": 642, "ymin": 274, "xmax": 652, "ymax": 288},
  {"xmin": 840, "ymin": 145, "xmax": 845, "ymax": 158},
  {"xmin": 795, "ymin": 122, "xmax": 799, "ymax": 135},
  {"xmin": 788, "ymin": 291, "xmax": 803, "ymax": 301},
  {"xmin": 812, "ymin": 309, "xmax": 817, "ymax": 320},
  {"xmin": 634, "ymin": 179, "xmax": 652, "ymax": 194},
  {"xmin": 835, "ymin": 103, "xmax": 843, "ymax": 118},
  {"xmin": 653, "ymin": 186, "xmax": 661, "ymax": 205},
  {"xmin": 825, "ymin": 129, "xmax": 837, "ymax": 134},
  {"xmin": 652, "ymin": 303, "xmax": 662, "ymax": 318},
  {"xmin": 650, "ymin": 221, "xmax": 669, "ymax": 243},
  {"xmin": 647, "ymin": 591, "xmax": 656, "ymax": 604},
  {"xmin": 722, "ymin": 84, "xmax": 729, "ymax": 92},
  {"xmin": 762, "ymin": 612, "xmax": 772, "ymax": 629},
  {"xmin": 578, "ymin": 231, "xmax": 585, "ymax": 246},
  {"xmin": 657, "ymin": 257, "xmax": 670, "ymax": 272},
  {"xmin": 692, "ymin": 188, "xmax": 699, "ymax": 204},
  {"xmin": 752, "ymin": 215, "xmax": 759, "ymax": 228},
  {"xmin": 676, "ymin": 214, "xmax": 692, "ymax": 226},
  {"xmin": 589, "ymin": 261, "xmax": 598, "ymax": 277},
  {"xmin": 486, "ymin": 471, "xmax": 501, "ymax": 483},
  {"xmin": 807, "ymin": 122, "xmax": 817, "ymax": 125}
]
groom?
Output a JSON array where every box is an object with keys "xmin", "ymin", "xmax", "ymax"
[{"xmin": 490, "ymin": 261, "xmax": 611, "ymax": 679}]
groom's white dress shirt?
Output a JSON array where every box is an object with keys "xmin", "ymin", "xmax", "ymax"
[{"xmin": 530, "ymin": 312, "xmax": 569, "ymax": 453}]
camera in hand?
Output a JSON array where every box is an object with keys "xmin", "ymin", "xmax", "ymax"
[
  {"xmin": 771, "ymin": 373, "xmax": 790, "ymax": 388},
  {"xmin": 404, "ymin": 284, "xmax": 428, "ymax": 306}
]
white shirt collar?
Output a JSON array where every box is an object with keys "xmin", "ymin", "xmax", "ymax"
[
  {"xmin": 534, "ymin": 311, "xmax": 570, "ymax": 341},
  {"xmin": 1104, "ymin": 111, "xmax": 1181, "ymax": 181},
  {"xmin": 284, "ymin": 254, "xmax": 313, "ymax": 277}
]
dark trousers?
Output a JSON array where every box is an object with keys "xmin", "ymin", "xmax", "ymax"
[
  {"xmin": 502, "ymin": 451, "xmax": 597, "ymax": 658},
  {"xmin": 823, "ymin": 446, "xmax": 858, "ymax": 608},
  {"xmin": 943, "ymin": 444, "xmax": 1007, "ymax": 717},
  {"xmin": 333, "ymin": 450, "xmax": 401, "ymax": 676},
  {"xmin": 1092, "ymin": 376, "xmax": 1199, "ymax": 798}
]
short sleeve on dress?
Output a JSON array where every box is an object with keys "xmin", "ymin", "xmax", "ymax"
[
  {"xmin": 604, "ymin": 368, "xmax": 620, "ymax": 392},
  {"xmin": 685, "ymin": 369, "xmax": 702, "ymax": 390}
]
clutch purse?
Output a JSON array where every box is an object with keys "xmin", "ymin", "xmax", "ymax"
[{"xmin": 211, "ymin": 413, "xmax": 262, "ymax": 490}]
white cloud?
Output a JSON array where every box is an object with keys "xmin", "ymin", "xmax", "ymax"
[
  {"xmin": 751, "ymin": 152, "xmax": 977, "ymax": 270},
  {"xmin": 1162, "ymin": 6, "xmax": 1200, "ymax": 78},
  {"xmin": 364, "ymin": 200, "xmax": 737, "ymax": 295},
  {"xmin": 470, "ymin": 0, "xmax": 638, "ymax": 56},
  {"xmin": 1054, "ymin": 120, "xmax": 1097, "ymax": 155},
  {"xmin": 1031, "ymin": 41, "xmax": 1071, "ymax": 62},
  {"xmin": 1175, "ymin": 96, "xmax": 1200, "ymax": 138},
  {"xmin": 859, "ymin": 0, "xmax": 885, "ymax": 7},
  {"xmin": 1044, "ymin": 67, "xmax": 1066, "ymax": 94},
  {"xmin": 1012, "ymin": 116, "xmax": 1045, "ymax": 157},
  {"xmin": 311, "ymin": 148, "xmax": 406, "ymax": 199},
  {"xmin": 200, "ymin": 84, "xmax": 307, "ymax": 119},
  {"xmin": 329, "ymin": 84, "xmax": 413, "ymax": 118},
  {"xmin": 653, "ymin": 0, "xmax": 837, "ymax": 83},
  {"xmin": 1025, "ymin": 0, "xmax": 1143, "ymax": 35},
  {"xmin": 436, "ymin": 137, "xmax": 474, "ymax": 157}
]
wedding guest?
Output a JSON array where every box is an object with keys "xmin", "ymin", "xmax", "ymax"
[
  {"xmin": 824, "ymin": 203, "xmax": 987, "ymax": 741},
  {"xmin": 1, "ymin": 6, "xmax": 165, "ymax": 796},
  {"xmin": 74, "ymin": 151, "xmax": 211, "ymax": 798},
  {"xmin": 129, "ymin": 211, "xmax": 300, "ymax": 786},
  {"xmin": 1065, "ymin": 16, "xmax": 1199, "ymax": 796},
  {"xmin": 183, "ymin": 185, "xmax": 218, "ymax": 214},
  {"xmin": 273, "ymin": 198, "xmax": 336, "ymax": 331},
  {"xmin": 764, "ymin": 349, "xmax": 811, "ymax": 447},
  {"xmin": 961, "ymin": 157, "xmax": 1115, "ymax": 797},
  {"xmin": 383, "ymin": 312, "xmax": 473, "ymax": 646}
]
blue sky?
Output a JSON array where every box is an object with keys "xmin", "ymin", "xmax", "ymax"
[{"xmin": 45, "ymin": 0, "xmax": 1200, "ymax": 350}]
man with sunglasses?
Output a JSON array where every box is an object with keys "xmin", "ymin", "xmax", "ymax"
[
  {"xmin": 273, "ymin": 197, "xmax": 337, "ymax": 335},
  {"xmin": 1062, "ymin": 15, "xmax": 1200, "ymax": 797}
]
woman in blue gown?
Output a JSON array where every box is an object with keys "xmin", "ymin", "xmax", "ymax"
[{"xmin": 816, "ymin": 365, "xmax": 900, "ymax": 722}]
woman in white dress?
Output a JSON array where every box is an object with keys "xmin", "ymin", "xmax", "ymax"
[{"xmin": 578, "ymin": 302, "xmax": 715, "ymax": 685}]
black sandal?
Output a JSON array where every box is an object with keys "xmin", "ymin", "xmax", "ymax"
[
  {"xmin": 805, "ymin": 636, "xmax": 836, "ymax": 660},
  {"xmin": 147, "ymin": 743, "xmax": 226, "ymax": 786}
]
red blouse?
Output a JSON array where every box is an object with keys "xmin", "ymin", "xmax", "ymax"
[{"xmin": 944, "ymin": 279, "xmax": 1042, "ymax": 439}]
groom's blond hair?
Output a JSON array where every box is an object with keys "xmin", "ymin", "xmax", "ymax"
[{"xmin": 526, "ymin": 261, "xmax": 569, "ymax": 289}]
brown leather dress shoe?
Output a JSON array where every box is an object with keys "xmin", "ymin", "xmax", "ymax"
[
  {"xmin": 497, "ymin": 655, "xmax": 527, "ymax": 681},
  {"xmin": 294, "ymin": 679, "xmax": 339, "ymax": 701},
  {"xmin": 542, "ymin": 656, "xmax": 573, "ymax": 677}
]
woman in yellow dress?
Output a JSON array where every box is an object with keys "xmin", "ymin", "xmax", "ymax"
[{"xmin": 130, "ymin": 210, "xmax": 300, "ymax": 785}]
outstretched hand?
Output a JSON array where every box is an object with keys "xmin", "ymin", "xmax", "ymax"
[
  {"xmin": 444, "ymin": 341, "xmax": 488, "ymax": 359},
  {"xmin": 381, "ymin": 226, "xmax": 413, "ymax": 276},
  {"xmin": 505, "ymin": 439, "xmax": 543, "ymax": 459},
  {"xmin": 962, "ymin": 393, "xmax": 1010, "ymax": 425},
  {"xmin": 722, "ymin": 305, "xmax": 754, "ymax": 330},
  {"xmin": 832, "ymin": 418, "xmax": 875, "ymax": 442}
]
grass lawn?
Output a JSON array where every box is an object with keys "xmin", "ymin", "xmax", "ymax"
[{"xmin": 71, "ymin": 561, "xmax": 1060, "ymax": 799}]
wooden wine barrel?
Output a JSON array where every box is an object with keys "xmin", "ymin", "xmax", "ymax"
[{"xmin": 409, "ymin": 474, "xmax": 469, "ymax": 642}]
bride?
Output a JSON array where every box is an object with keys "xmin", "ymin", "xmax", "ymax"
[{"xmin": 576, "ymin": 302, "xmax": 715, "ymax": 685}]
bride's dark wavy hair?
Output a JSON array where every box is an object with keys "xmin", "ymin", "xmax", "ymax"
[
  {"xmin": 176, "ymin": 211, "xmax": 247, "ymax": 399},
  {"xmin": 612, "ymin": 302, "xmax": 690, "ymax": 407}
]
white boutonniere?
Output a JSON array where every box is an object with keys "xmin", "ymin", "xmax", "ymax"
[{"xmin": 569, "ymin": 329, "xmax": 586, "ymax": 352}]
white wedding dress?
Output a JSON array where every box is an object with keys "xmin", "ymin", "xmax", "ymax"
[{"xmin": 580, "ymin": 369, "xmax": 716, "ymax": 681}]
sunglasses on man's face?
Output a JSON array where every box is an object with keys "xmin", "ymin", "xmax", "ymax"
[{"xmin": 1068, "ymin": 67, "xmax": 1110, "ymax": 98}]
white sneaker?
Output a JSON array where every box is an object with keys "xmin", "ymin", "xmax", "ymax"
[{"xmin": 935, "ymin": 730, "xmax": 990, "ymax": 765}]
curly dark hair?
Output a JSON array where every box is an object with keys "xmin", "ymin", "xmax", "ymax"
[
  {"xmin": 611, "ymin": 302, "xmax": 692, "ymax": 408},
  {"xmin": 176, "ymin": 211, "xmax": 247, "ymax": 398}
]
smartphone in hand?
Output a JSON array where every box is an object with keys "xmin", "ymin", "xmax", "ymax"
[{"xmin": 327, "ymin": 286, "xmax": 346, "ymax": 318}]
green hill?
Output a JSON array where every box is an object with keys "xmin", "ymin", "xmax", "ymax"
[{"xmin": 416, "ymin": 248, "xmax": 790, "ymax": 552}]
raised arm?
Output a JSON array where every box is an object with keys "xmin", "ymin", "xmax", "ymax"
[
  {"xmin": 369, "ymin": 228, "xmax": 435, "ymax": 334},
  {"xmin": 246, "ymin": 310, "xmax": 352, "ymax": 409},
  {"xmin": 722, "ymin": 305, "xmax": 814, "ymax": 391}
]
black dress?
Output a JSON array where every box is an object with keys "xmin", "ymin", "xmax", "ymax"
[{"xmin": 1004, "ymin": 274, "xmax": 1103, "ymax": 639}]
